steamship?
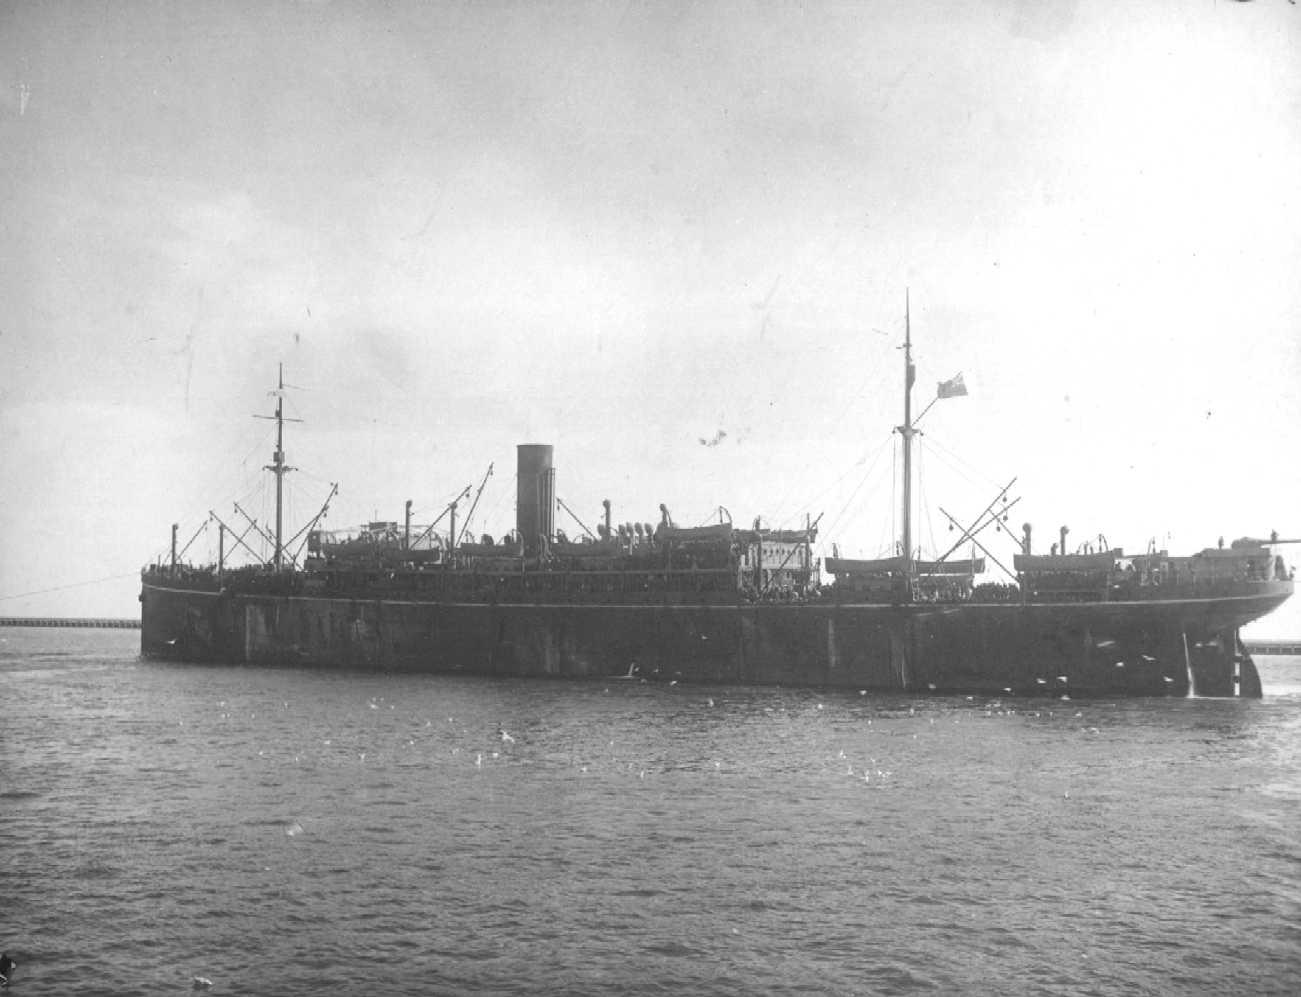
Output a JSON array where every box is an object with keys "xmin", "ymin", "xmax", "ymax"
[{"xmin": 140, "ymin": 312, "xmax": 1294, "ymax": 697}]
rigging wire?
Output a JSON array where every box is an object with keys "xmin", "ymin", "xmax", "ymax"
[
  {"xmin": 890, "ymin": 433, "xmax": 897, "ymax": 554},
  {"xmin": 918, "ymin": 439, "xmax": 937, "ymax": 559},
  {"xmin": 819, "ymin": 434, "xmax": 894, "ymax": 533},
  {"xmin": 479, "ymin": 473, "xmax": 516, "ymax": 539},
  {"xmin": 0, "ymin": 572, "xmax": 143, "ymax": 603},
  {"xmin": 915, "ymin": 437, "xmax": 925, "ymax": 556},
  {"xmin": 162, "ymin": 422, "xmax": 277, "ymax": 550},
  {"xmin": 921, "ymin": 433, "xmax": 1006, "ymax": 493},
  {"xmin": 818, "ymin": 436, "xmax": 894, "ymax": 557},
  {"xmin": 774, "ymin": 431, "xmax": 895, "ymax": 533}
]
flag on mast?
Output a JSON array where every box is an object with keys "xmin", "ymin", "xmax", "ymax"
[{"xmin": 937, "ymin": 373, "xmax": 967, "ymax": 399}]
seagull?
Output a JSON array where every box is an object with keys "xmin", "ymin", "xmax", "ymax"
[
  {"xmin": 498, "ymin": 728, "xmax": 515, "ymax": 744},
  {"xmin": 1115, "ymin": 661, "xmax": 1126, "ymax": 668},
  {"xmin": 1036, "ymin": 678, "xmax": 1048, "ymax": 686}
]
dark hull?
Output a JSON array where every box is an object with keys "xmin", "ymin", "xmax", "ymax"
[{"xmin": 140, "ymin": 580, "xmax": 1291, "ymax": 697}]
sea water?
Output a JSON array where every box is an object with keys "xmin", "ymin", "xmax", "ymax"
[{"xmin": 2, "ymin": 627, "xmax": 1298, "ymax": 996}]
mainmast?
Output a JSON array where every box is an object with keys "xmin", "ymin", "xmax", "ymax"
[{"xmin": 899, "ymin": 290, "xmax": 916, "ymax": 597}]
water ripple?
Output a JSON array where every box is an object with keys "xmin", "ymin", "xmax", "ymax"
[{"xmin": 2, "ymin": 632, "xmax": 1300, "ymax": 994}]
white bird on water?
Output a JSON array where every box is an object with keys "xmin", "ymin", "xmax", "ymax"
[{"xmin": 498, "ymin": 728, "xmax": 515, "ymax": 744}]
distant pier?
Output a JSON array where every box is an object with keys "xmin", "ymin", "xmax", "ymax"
[
  {"xmin": 1244, "ymin": 641, "xmax": 1301, "ymax": 656},
  {"xmin": 0, "ymin": 617, "xmax": 141, "ymax": 630}
]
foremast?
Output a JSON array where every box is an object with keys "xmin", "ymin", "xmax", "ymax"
[{"xmin": 256, "ymin": 364, "xmax": 298, "ymax": 569}]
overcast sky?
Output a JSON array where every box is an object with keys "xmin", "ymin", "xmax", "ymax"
[{"xmin": 2, "ymin": 1, "xmax": 1299, "ymax": 636}]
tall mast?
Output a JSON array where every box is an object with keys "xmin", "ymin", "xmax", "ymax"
[
  {"xmin": 273, "ymin": 364, "xmax": 286, "ymax": 568},
  {"xmin": 257, "ymin": 364, "xmax": 298, "ymax": 569},
  {"xmin": 900, "ymin": 290, "xmax": 916, "ymax": 596}
]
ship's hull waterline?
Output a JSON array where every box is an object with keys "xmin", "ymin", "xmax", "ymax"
[{"xmin": 140, "ymin": 581, "xmax": 1290, "ymax": 697}]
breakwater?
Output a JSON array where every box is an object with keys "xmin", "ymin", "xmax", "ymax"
[
  {"xmin": 1245, "ymin": 640, "xmax": 1301, "ymax": 655},
  {"xmin": 0, "ymin": 617, "xmax": 140, "ymax": 629}
]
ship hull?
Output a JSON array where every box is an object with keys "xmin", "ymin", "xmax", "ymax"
[{"xmin": 140, "ymin": 581, "xmax": 1290, "ymax": 697}]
